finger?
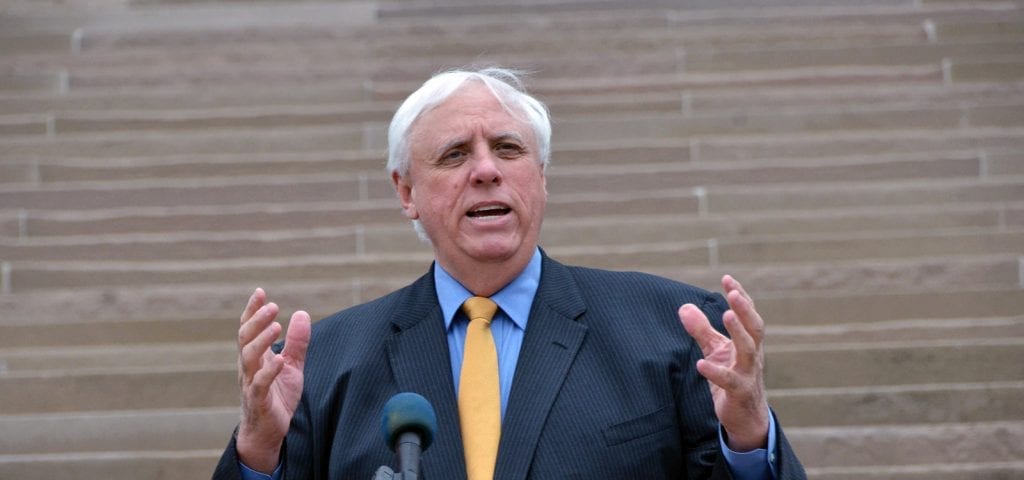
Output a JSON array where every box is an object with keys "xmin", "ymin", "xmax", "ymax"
[
  {"xmin": 721, "ymin": 309, "xmax": 757, "ymax": 370},
  {"xmin": 248, "ymin": 353, "xmax": 285, "ymax": 401},
  {"xmin": 726, "ymin": 288, "xmax": 765, "ymax": 345},
  {"xmin": 239, "ymin": 303, "xmax": 279, "ymax": 351},
  {"xmin": 241, "ymin": 288, "xmax": 267, "ymax": 324},
  {"xmin": 281, "ymin": 310, "xmax": 312, "ymax": 368},
  {"xmin": 679, "ymin": 304, "xmax": 726, "ymax": 357},
  {"xmin": 241, "ymin": 321, "xmax": 282, "ymax": 383},
  {"xmin": 722, "ymin": 275, "xmax": 754, "ymax": 307},
  {"xmin": 696, "ymin": 358, "xmax": 739, "ymax": 391}
]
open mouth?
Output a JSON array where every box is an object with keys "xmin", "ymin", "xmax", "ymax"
[{"xmin": 466, "ymin": 205, "xmax": 511, "ymax": 218}]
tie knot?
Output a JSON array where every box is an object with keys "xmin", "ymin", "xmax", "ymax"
[{"xmin": 461, "ymin": 296, "xmax": 498, "ymax": 324}]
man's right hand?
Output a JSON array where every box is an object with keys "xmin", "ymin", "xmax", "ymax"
[{"xmin": 235, "ymin": 288, "xmax": 312, "ymax": 473}]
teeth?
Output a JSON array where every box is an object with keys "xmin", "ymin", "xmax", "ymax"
[{"xmin": 468, "ymin": 205, "xmax": 509, "ymax": 217}]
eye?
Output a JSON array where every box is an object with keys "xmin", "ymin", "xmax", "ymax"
[
  {"xmin": 495, "ymin": 142, "xmax": 524, "ymax": 157},
  {"xmin": 438, "ymin": 149, "xmax": 466, "ymax": 165}
]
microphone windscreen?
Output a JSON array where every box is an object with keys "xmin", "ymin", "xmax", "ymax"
[{"xmin": 381, "ymin": 392, "xmax": 438, "ymax": 451}]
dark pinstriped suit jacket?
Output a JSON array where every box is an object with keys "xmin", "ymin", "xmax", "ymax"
[{"xmin": 214, "ymin": 253, "xmax": 805, "ymax": 479}]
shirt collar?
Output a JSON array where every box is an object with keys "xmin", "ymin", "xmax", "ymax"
[{"xmin": 435, "ymin": 247, "xmax": 542, "ymax": 331}]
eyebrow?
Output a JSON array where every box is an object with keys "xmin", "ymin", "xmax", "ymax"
[
  {"xmin": 491, "ymin": 132, "xmax": 526, "ymax": 144},
  {"xmin": 434, "ymin": 131, "xmax": 527, "ymax": 157}
]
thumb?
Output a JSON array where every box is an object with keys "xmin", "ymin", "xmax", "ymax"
[{"xmin": 282, "ymin": 310, "xmax": 311, "ymax": 366}]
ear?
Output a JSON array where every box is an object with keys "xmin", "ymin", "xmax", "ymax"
[{"xmin": 392, "ymin": 170, "xmax": 419, "ymax": 220}]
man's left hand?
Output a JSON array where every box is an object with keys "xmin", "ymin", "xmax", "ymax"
[{"xmin": 679, "ymin": 275, "xmax": 770, "ymax": 452}]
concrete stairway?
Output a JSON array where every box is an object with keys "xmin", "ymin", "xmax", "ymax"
[{"xmin": 1, "ymin": 0, "xmax": 1022, "ymax": 478}]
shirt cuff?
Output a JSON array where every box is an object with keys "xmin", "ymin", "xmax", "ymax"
[
  {"xmin": 718, "ymin": 409, "xmax": 778, "ymax": 480},
  {"xmin": 239, "ymin": 461, "xmax": 282, "ymax": 480}
]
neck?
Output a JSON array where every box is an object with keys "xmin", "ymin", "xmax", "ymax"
[{"xmin": 436, "ymin": 248, "xmax": 535, "ymax": 297}]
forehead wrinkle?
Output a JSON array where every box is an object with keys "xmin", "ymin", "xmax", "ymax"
[
  {"xmin": 410, "ymin": 87, "xmax": 535, "ymax": 161},
  {"xmin": 492, "ymin": 131, "xmax": 526, "ymax": 144},
  {"xmin": 430, "ymin": 123, "xmax": 530, "ymax": 153}
]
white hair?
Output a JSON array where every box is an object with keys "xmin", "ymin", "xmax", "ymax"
[
  {"xmin": 386, "ymin": 67, "xmax": 551, "ymax": 178},
  {"xmin": 385, "ymin": 67, "xmax": 552, "ymax": 241}
]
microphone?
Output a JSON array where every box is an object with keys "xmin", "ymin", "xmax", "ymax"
[{"xmin": 379, "ymin": 392, "xmax": 438, "ymax": 480}]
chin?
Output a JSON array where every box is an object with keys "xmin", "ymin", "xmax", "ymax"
[{"xmin": 465, "ymin": 239, "xmax": 523, "ymax": 263}]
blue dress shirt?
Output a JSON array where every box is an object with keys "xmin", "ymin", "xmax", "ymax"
[{"xmin": 240, "ymin": 247, "xmax": 775, "ymax": 479}]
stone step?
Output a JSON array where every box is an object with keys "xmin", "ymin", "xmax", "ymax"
[
  {"xmin": 9, "ymin": 97, "xmax": 1019, "ymax": 153},
  {"xmin": 3, "ymin": 382, "xmax": 1019, "ymax": 459},
  {"xmin": 0, "ymin": 452, "xmax": 1020, "ymax": 480},
  {"xmin": 0, "ymin": 341, "xmax": 234, "ymax": 373},
  {"xmin": 0, "ymin": 154, "xmax": 1004, "ymax": 212},
  {"xmin": 31, "ymin": 0, "xmax": 1000, "ymax": 49},
  {"xmin": 0, "ymin": 408, "xmax": 237, "ymax": 455},
  {"xmin": 9, "ymin": 183, "xmax": 1019, "ymax": 238},
  {"xmin": 753, "ymin": 286, "xmax": 1024, "ymax": 327},
  {"xmin": 3, "ymin": 74, "xmax": 1018, "ymax": 119},
  {"xmin": 77, "ymin": 61, "xmax": 948, "ymax": 97},
  {"xmin": 765, "ymin": 338, "xmax": 1024, "ymax": 389},
  {"xmin": 952, "ymin": 57, "xmax": 1024, "ymax": 83},
  {"xmin": 0, "ymin": 82, "xmax": 372, "ymax": 116},
  {"xmin": 554, "ymin": 104, "xmax": 1023, "ymax": 146},
  {"xmin": 4, "ymin": 316, "xmax": 1022, "ymax": 375},
  {"xmin": 2, "ymin": 216, "xmax": 1019, "ymax": 266},
  {"xmin": 688, "ymin": 126, "xmax": 1024, "ymax": 161},
  {"xmin": 2, "ymin": 337, "xmax": 1020, "ymax": 413},
  {"xmin": 69, "ymin": 11, "xmax": 922, "ymax": 55},
  {"xmin": 0, "ymin": 73, "xmax": 62, "ymax": 95},
  {"xmin": 3, "ymin": 252, "xmax": 434, "ymax": 293},
  {"xmin": 1, "ymin": 277, "xmax": 1021, "ymax": 342},
  {"xmin": 678, "ymin": 82, "xmax": 1024, "ymax": 116},
  {"xmin": 4, "ymin": 193, "xmax": 699, "ymax": 237},
  {"xmin": 0, "ymin": 83, "xmax": 1010, "ymax": 136},
  {"xmin": 1, "ymin": 379, "xmax": 1019, "ymax": 457},
  {"xmin": 0, "ymin": 449, "xmax": 221, "ymax": 480},
  {"xmin": 811, "ymin": 462, "xmax": 1024, "ymax": 480},
  {"xmin": 773, "ymin": 381, "xmax": 1024, "ymax": 428},
  {"xmin": 791, "ymin": 421, "xmax": 1024, "ymax": 468},
  {"xmin": 0, "ymin": 115, "xmax": 46, "ymax": 136},
  {"xmin": 549, "ymin": 154, "xmax": 986, "ymax": 196},
  {"xmin": 45, "ymin": 102, "xmax": 392, "ymax": 136},
  {"xmin": 5, "ymin": 201, "xmax": 1019, "ymax": 261},
  {"xmin": 0, "ymin": 173, "xmax": 393, "ymax": 211},
  {"xmin": 2, "ymin": 140, "xmax": 1003, "ymax": 189},
  {"xmin": 2, "ymin": 272, "xmax": 1018, "ymax": 328},
  {"xmin": 701, "ymin": 175, "xmax": 1024, "ymax": 214},
  {"xmin": 0, "ymin": 125, "xmax": 367, "ymax": 159},
  {"xmin": 988, "ymin": 150, "xmax": 1024, "ymax": 175},
  {"xmin": 0, "ymin": 367, "xmax": 238, "ymax": 414},
  {"xmin": 682, "ymin": 39, "xmax": 1024, "ymax": 73},
  {"xmin": 0, "ymin": 32, "xmax": 72, "ymax": 56},
  {"xmin": 0, "ymin": 316, "xmax": 238, "ymax": 349},
  {"xmin": 370, "ymin": 64, "xmax": 946, "ymax": 103},
  {"xmin": 771, "ymin": 316, "xmax": 1024, "ymax": 345},
  {"xmin": 4, "ymin": 244, "xmax": 1020, "ymax": 297},
  {"xmin": 31, "ymin": 151, "xmax": 386, "ymax": 183},
  {"xmin": 39, "ymin": 15, "xmax": 929, "ymax": 67},
  {"xmin": 15, "ymin": 34, "xmax": 1018, "ymax": 93},
  {"xmin": 8, "ymin": 201, "xmax": 1018, "ymax": 248}
]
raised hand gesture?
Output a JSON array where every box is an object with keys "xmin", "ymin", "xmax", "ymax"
[
  {"xmin": 235, "ymin": 288, "xmax": 311, "ymax": 473},
  {"xmin": 679, "ymin": 275, "xmax": 770, "ymax": 452}
]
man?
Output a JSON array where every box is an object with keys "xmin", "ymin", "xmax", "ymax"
[{"xmin": 214, "ymin": 67, "xmax": 806, "ymax": 479}]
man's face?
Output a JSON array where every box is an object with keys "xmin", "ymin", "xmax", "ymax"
[{"xmin": 393, "ymin": 82, "xmax": 547, "ymax": 272}]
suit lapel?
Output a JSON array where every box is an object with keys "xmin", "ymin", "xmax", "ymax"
[
  {"xmin": 385, "ymin": 269, "xmax": 467, "ymax": 479},
  {"xmin": 496, "ymin": 256, "xmax": 588, "ymax": 480}
]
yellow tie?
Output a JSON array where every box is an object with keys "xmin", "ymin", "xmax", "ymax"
[{"xmin": 459, "ymin": 296, "xmax": 501, "ymax": 480}]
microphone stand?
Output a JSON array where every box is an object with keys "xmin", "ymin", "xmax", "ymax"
[{"xmin": 373, "ymin": 431, "xmax": 424, "ymax": 480}]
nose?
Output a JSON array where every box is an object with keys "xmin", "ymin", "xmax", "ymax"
[{"xmin": 469, "ymin": 151, "xmax": 502, "ymax": 186}]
